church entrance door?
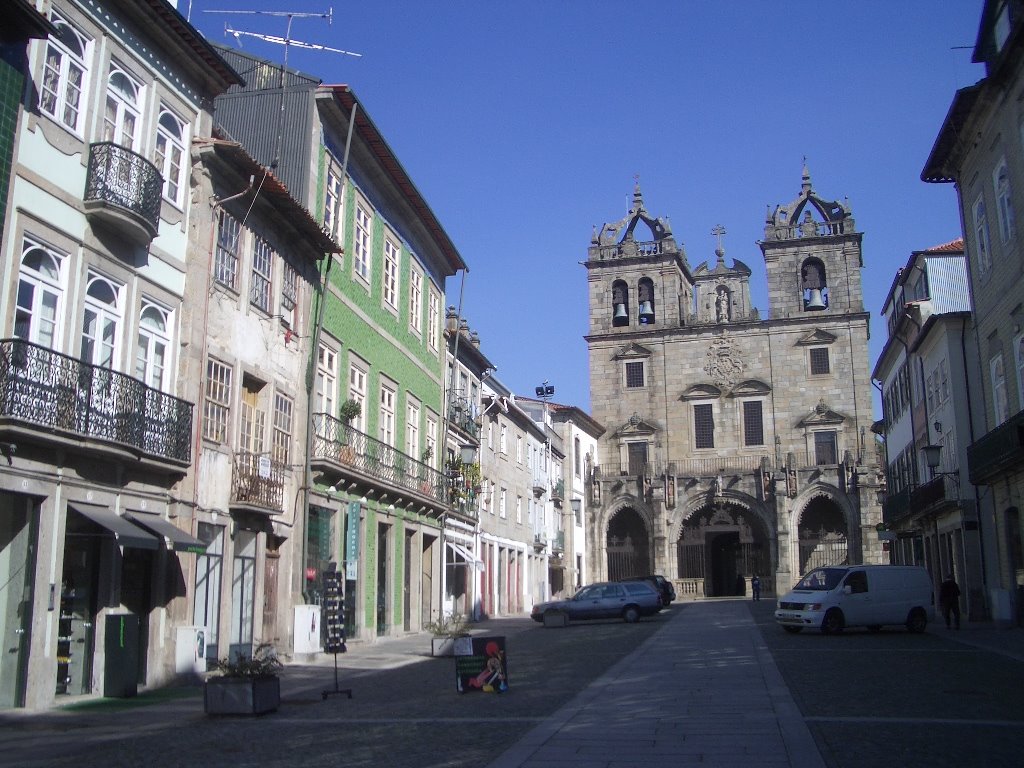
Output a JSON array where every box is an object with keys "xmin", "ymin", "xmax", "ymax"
[{"xmin": 606, "ymin": 508, "xmax": 649, "ymax": 581}]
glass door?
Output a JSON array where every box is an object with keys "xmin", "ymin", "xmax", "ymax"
[{"xmin": 0, "ymin": 494, "xmax": 38, "ymax": 708}]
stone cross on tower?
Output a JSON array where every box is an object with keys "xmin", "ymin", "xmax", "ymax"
[{"xmin": 711, "ymin": 224, "xmax": 727, "ymax": 261}]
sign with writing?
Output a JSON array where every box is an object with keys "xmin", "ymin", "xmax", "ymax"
[
  {"xmin": 455, "ymin": 636, "xmax": 507, "ymax": 694},
  {"xmin": 258, "ymin": 455, "xmax": 271, "ymax": 478},
  {"xmin": 346, "ymin": 502, "xmax": 360, "ymax": 580}
]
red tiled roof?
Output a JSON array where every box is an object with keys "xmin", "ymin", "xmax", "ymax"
[{"xmin": 925, "ymin": 238, "xmax": 964, "ymax": 253}]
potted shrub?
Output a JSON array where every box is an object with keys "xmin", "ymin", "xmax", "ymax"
[
  {"xmin": 337, "ymin": 399, "xmax": 361, "ymax": 463},
  {"xmin": 426, "ymin": 612, "xmax": 470, "ymax": 657},
  {"xmin": 204, "ymin": 643, "xmax": 283, "ymax": 715}
]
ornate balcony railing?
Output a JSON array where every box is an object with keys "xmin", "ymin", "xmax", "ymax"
[
  {"xmin": 84, "ymin": 142, "xmax": 162, "ymax": 244},
  {"xmin": 765, "ymin": 219, "xmax": 849, "ymax": 241},
  {"xmin": 967, "ymin": 409, "xmax": 1024, "ymax": 485},
  {"xmin": 231, "ymin": 450, "xmax": 285, "ymax": 512},
  {"xmin": 311, "ymin": 413, "xmax": 451, "ymax": 509},
  {"xmin": 909, "ymin": 474, "xmax": 959, "ymax": 514},
  {"xmin": 0, "ymin": 338, "xmax": 192, "ymax": 463},
  {"xmin": 588, "ymin": 238, "xmax": 671, "ymax": 261},
  {"xmin": 883, "ymin": 487, "xmax": 911, "ymax": 526}
]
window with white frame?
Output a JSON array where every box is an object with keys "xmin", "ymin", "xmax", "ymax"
[
  {"xmin": 427, "ymin": 288, "xmax": 440, "ymax": 352},
  {"xmin": 499, "ymin": 487, "xmax": 507, "ymax": 519},
  {"xmin": 516, "ymin": 496, "xmax": 522, "ymax": 524},
  {"xmin": 348, "ymin": 360, "xmax": 367, "ymax": 433},
  {"xmin": 992, "ymin": 353, "xmax": 1009, "ymax": 425},
  {"xmin": 80, "ymin": 273, "xmax": 122, "ymax": 369},
  {"xmin": 154, "ymin": 109, "xmax": 187, "ymax": 206},
  {"xmin": 203, "ymin": 358, "xmax": 232, "ymax": 443},
  {"xmin": 250, "ymin": 237, "xmax": 273, "ymax": 312},
  {"xmin": 426, "ymin": 414, "xmax": 438, "ymax": 469},
  {"xmin": 516, "ymin": 435, "xmax": 523, "ymax": 463},
  {"xmin": 383, "ymin": 239, "xmax": 399, "ymax": 311},
  {"xmin": 40, "ymin": 11, "xmax": 90, "ymax": 134},
  {"xmin": 135, "ymin": 301, "xmax": 170, "ymax": 390},
  {"xmin": 406, "ymin": 396, "xmax": 421, "ymax": 459},
  {"xmin": 353, "ymin": 203, "xmax": 371, "ymax": 283},
  {"xmin": 379, "ymin": 380, "xmax": 396, "ymax": 447},
  {"xmin": 974, "ymin": 195, "xmax": 992, "ymax": 275},
  {"xmin": 324, "ymin": 169, "xmax": 343, "ymax": 243},
  {"xmin": 272, "ymin": 392, "xmax": 293, "ymax": 464},
  {"xmin": 487, "ymin": 420, "xmax": 494, "ymax": 451},
  {"xmin": 214, "ymin": 209, "xmax": 241, "ymax": 290},
  {"xmin": 280, "ymin": 261, "xmax": 298, "ymax": 328},
  {"xmin": 994, "ymin": 159, "xmax": 1016, "ymax": 244},
  {"xmin": 499, "ymin": 424, "xmax": 507, "ymax": 454},
  {"xmin": 15, "ymin": 238, "xmax": 65, "ymax": 348},
  {"xmin": 103, "ymin": 65, "xmax": 141, "ymax": 150},
  {"xmin": 316, "ymin": 344, "xmax": 336, "ymax": 416},
  {"xmin": 409, "ymin": 267, "xmax": 423, "ymax": 335}
]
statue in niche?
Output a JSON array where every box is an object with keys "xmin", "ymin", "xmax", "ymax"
[{"xmin": 715, "ymin": 287, "xmax": 730, "ymax": 323}]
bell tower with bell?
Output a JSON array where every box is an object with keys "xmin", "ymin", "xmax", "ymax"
[{"xmin": 760, "ymin": 162, "xmax": 864, "ymax": 319}]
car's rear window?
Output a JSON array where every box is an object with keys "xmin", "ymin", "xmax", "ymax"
[{"xmin": 624, "ymin": 583, "xmax": 655, "ymax": 596}]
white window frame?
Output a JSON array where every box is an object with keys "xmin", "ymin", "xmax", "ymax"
[
  {"xmin": 80, "ymin": 273, "xmax": 123, "ymax": 369},
  {"xmin": 353, "ymin": 202, "xmax": 371, "ymax": 285},
  {"xmin": 316, "ymin": 344, "xmax": 337, "ymax": 416},
  {"xmin": 280, "ymin": 260, "xmax": 299, "ymax": 328},
  {"xmin": 499, "ymin": 488, "xmax": 507, "ymax": 519},
  {"xmin": 383, "ymin": 238, "xmax": 400, "ymax": 312},
  {"xmin": 499, "ymin": 424, "xmax": 508, "ymax": 455},
  {"xmin": 40, "ymin": 11, "xmax": 91, "ymax": 136},
  {"xmin": 516, "ymin": 496, "xmax": 522, "ymax": 525},
  {"xmin": 272, "ymin": 391, "xmax": 293, "ymax": 464},
  {"xmin": 15, "ymin": 237, "xmax": 65, "ymax": 349},
  {"xmin": 324, "ymin": 168, "xmax": 343, "ymax": 243},
  {"xmin": 103, "ymin": 64, "xmax": 141, "ymax": 150},
  {"xmin": 250, "ymin": 237, "xmax": 274, "ymax": 313},
  {"xmin": 135, "ymin": 300, "xmax": 171, "ymax": 391},
  {"xmin": 214, "ymin": 209, "xmax": 241, "ymax": 290},
  {"xmin": 409, "ymin": 266, "xmax": 423, "ymax": 335},
  {"xmin": 427, "ymin": 288, "xmax": 440, "ymax": 353},
  {"xmin": 155, "ymin": 108, "xmax": 188, "ymax": 207},
  {"xmin": 348, "ymin": 359, "xmax": 367, "ymax": 433},
  {"xmin": 993, "ymin": 159, "xmax": 1016, "ymax": 244},
  {"xmin": 379, "ymin": 379, "xmax": 396, "ymax": 447},
  {"xmin": 973, "ymin": 194, "xmax": 992, "ymax": 276},
  {"xmin": 426, "ymin": 414, "xmax": 438, "ymax": 469},
  {"xmin": 203, "ymin": 357, "xmax": 232, "ymax": 443},
  {"xmin": 516, "ymin": 435, "xmax": 523, "ymax": 463},
  {"xmin": 991, "ymin": 353, "xmax": 1009, "ymax": 425},
  {"xmin": 406, "ymin": 396, "xmax": 421, "ymax": 459}
]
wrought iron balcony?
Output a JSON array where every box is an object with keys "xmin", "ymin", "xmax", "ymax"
[
  {"xmin": 0, "ymin": 338, "xmax": 192, "ymax": 465},
  {"xmin": 84, "ymin": 142, "xmax": 162, "ymax": 245},
  {"xmin": 551, "ymin": 478, "xmax": 564, "ymax": 501},
  {"xmin": 882, "ymin": 487, "xmax": 911, "ymax": 526},
  {"xmin": 311, "ymin": 413, "xmax": 460, "ymax": 517},
  {"xmin": 967, "ymin": 408, "xmax": 1024, "ymax": 485},
  {"xmin": 231, "ymin": 450, "xmax": 285, "ymax": 513},
  {"xmin": 908, "ymin": 474, "xmax": 959, "ymax": 515}
]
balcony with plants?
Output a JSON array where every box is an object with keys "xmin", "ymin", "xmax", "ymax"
[
  {"xmin": 231, "ymin": 450, "xmax": 286, "ymax": 515},
  {"xmin": 83, "ymin": 142, "xmax": 163, "ymax": 245},
  {"xmin": 0, "ymin": 338, "xmax": 192, "ymax": 468}
]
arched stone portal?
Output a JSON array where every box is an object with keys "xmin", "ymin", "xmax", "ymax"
[
  {"xmin": 796, "ymin": 496, "xmax": 849, "ymax": 574},
  {"xmin": 606, "ymin": 507, "xmax": 650, "ymax": 581},
  {"xmin": 677, "ymin": 501, "xmax": 771, "ymax": 597}
]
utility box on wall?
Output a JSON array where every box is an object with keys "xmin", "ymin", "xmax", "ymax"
[
  {"xmin": 294, "ymin": 604, "xmax": 322, "ymax": 655},
  {"xmin": 175, "ymin": 626, "xmax": 207, "ymax": 676}
]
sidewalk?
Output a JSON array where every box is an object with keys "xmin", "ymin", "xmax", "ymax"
[{"xmin": 488, "ymin": 600, "xmax": 825, "ymax": 768}]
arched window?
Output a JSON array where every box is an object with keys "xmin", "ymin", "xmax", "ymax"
[
  {"xmin": 155, "ymin": 109, "xmax": 188, "ymax": 206},
  {"xmin": 103, "ymin": 65, "xmax": 141, "ymax": 150},
  {"xmin": 81, "ymin": 273, "xmax": 123, "ymax": 368},
  {"xmin": 16, "ymin": 238, "xmax": 65, "ymax": 347},
  {"xmin": 136, "ymin": 301, "xmax": 171, "ymax": 390},
  {"xmin": 637, "ymin": 278, "xmax": 655, "ymax": 324},
  {"xmin": 612, "ymin": 280, "xmax": 629, "ymax": 327},
  {"xmin": 801, "ymin": 257, "xmax": 829, "ymax": 311}
]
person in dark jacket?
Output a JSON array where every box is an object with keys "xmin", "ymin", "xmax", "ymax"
[{"xmin": 939, "ymin": 573, "xmax": 961, "ymax": 629}]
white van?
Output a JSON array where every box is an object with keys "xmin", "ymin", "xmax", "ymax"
[{"xmin": 775, "ymin": 565, "xmax": 934, "ymax": 634}]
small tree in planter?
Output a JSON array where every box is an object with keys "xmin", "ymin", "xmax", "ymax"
[
  {"xmin": 426, "ymin": 612, "xmax": 470, "ymax": 657},
  {"xmin": 337, "ymin": 399, "xmax": 361, "ymax": 462},
  {"xmin": 204, "ymin": 643, "xmax": 283, "ymax": 715}
]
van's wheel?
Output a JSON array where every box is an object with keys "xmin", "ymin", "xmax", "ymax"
[
  {"xmin": 623, "ymin": 606, "xmax": 640, "ymax": 623},
  {"xmin": 821, "ymin": 609, "xmax": 845, "ymax": 635},
  {"xmin": 906, "ymin": 609, "xmax": 927, "ymax": 634},
  {"xmin": 782, "ymin": 626, "xmax": 802, "ymax": 634}
]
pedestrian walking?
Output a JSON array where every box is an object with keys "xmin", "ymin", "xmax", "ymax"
[
  {"xmin": 939, "ymin": 573, "xmax": 961, "ymax": 629},
  {"xmin": 751, "ymin": 574, "xmax": 762, "ymax": 601}
]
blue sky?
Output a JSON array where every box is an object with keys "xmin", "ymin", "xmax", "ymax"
[{"xmin": 186, "ymin": 0, "xmax": 985, "ymax": 413}]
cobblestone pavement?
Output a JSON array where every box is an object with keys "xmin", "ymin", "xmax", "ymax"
[{"xmin": 750, "ymin": 600, "xmax": 1024, "ymax": 768}]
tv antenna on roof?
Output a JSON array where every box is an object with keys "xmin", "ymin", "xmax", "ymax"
[{"xmin": 204, "ymin": 7, "xmax": 362, "ymax": 168}]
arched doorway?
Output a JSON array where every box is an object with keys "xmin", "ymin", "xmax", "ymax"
[
  {"xmin": 796, "ymin": 496, "xmax": 849, "ymax": 574},
  {"xmin": 606, "ymin": 507, "xmax": 649, "ymax": 581},
  {"xmin": 677, "ymin": 501, "xmax": 770, "ymax": 597}
]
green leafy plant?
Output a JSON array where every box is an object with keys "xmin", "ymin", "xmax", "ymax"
[
  {"xmin": 211, "ymin": 643, "xmax": 283, "ymax": 678},
  {"xmin": 425, "ymin": 612, "xmax": 469, "ymax": 638},
  {"xmin": 338, "ymin": 398, "xmax": 361, "ymax": 424}
]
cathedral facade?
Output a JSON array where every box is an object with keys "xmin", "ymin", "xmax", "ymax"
[{"xmin": 584, "ymin": 168, "xmax": 884, "ymax": 598}]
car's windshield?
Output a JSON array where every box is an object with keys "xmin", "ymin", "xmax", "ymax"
[{"xmin": 794, "ymin": 568, "xmax": 846, "ymax": 591}]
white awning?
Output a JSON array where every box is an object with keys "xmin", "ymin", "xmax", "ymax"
[{"xmin": 446, "ymin": 540, "xmax": 483, "ymax": 570}]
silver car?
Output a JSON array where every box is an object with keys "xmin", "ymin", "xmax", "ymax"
[{"xmin": 531, "ymin": 581, "xmax": 663, "ymax": 624}]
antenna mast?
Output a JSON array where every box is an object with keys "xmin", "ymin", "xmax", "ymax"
[{"xmin": 205, "ymin": 7, "xmax": 361, "ymax": 169}]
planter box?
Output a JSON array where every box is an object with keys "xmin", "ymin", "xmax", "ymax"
[{"xmin": 204, "ymin": 676, "xmax": 280, "ymax": 715}]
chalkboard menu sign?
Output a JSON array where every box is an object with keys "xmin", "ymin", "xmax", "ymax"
[{"xmin": 323, "ymin": 570, "xmax": 346, "ymax": 654}]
